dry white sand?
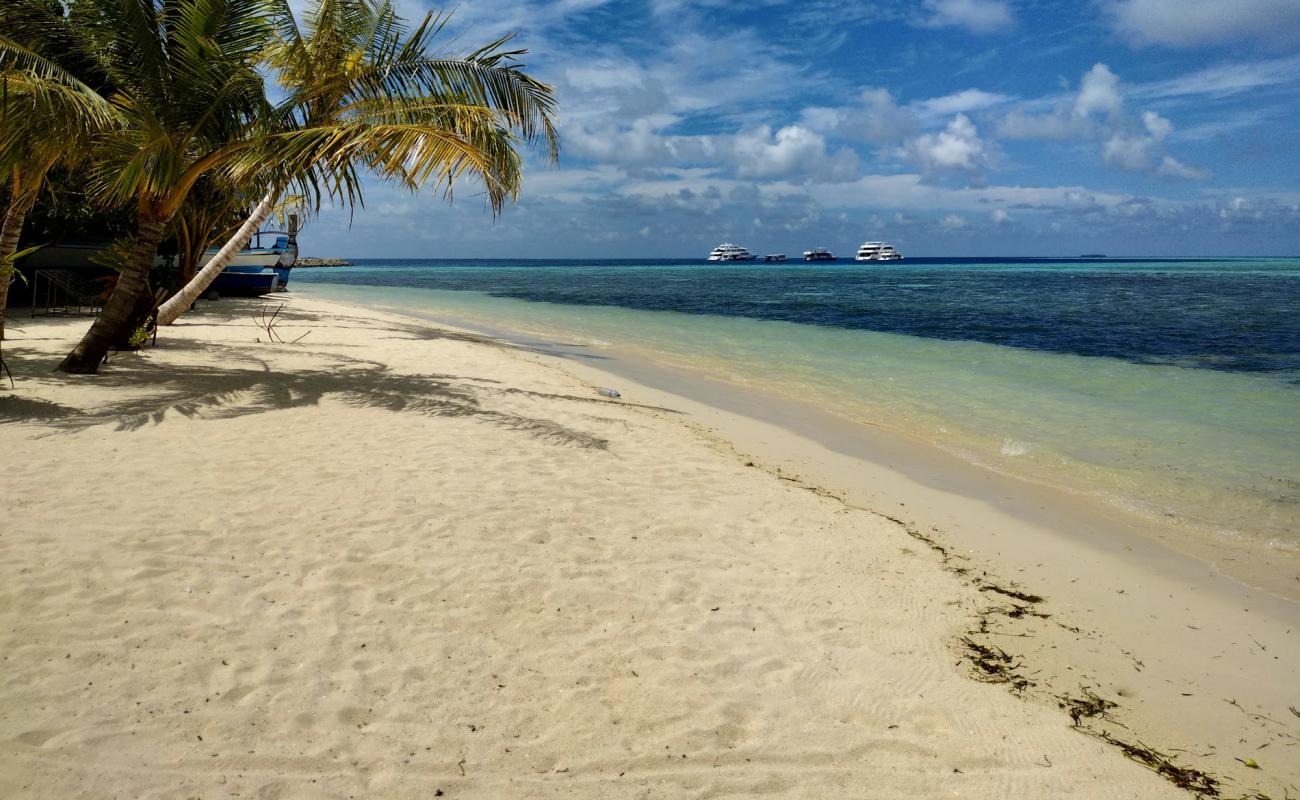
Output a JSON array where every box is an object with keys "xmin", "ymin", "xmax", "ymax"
[{"xmin": 0, "ymin": 295, "xmax": 1253, "ymax": 798}]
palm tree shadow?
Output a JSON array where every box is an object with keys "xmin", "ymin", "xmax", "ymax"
[
  {"xmin": 375, "ymin": 320, "xmax": 613, "ymax": 361},
  {"xmin": 0, "ymin": 343, "xmax": 609, "ymax": 449}
]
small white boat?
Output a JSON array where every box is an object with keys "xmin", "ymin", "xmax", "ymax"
[
  {"xmin": 855, "ymin": 241, "xmax": 904, "ymax": 261},
  {"xmin": 803, "ymin": 248, "xmax": 835, "ymax": 261},
  {"xmin": 763, "ymin": 253, "xmax": 787, "ymax": 262},
  {"xmin": 707, "ymin": 242, "xmax": 757, "ymax": 261}
]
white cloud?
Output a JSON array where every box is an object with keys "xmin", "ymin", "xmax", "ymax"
[
  {"xmin": 564, "ymin": 116, "xmax": 726, "ymax": 166},
  {"xmin": 913, "ymin": 88, "xmax": 1015, "ymax": 120},
  {"xmin": 906, "ymin": 114, "xmax": 992, "ymax": 178},
  {"xmin": 1074, "ymin": 64, "xmax": 1123, "ymax": 118},
  {"xmin": 733, "ymin": 125, "xmax": 860, "ymax": 183},
  {"xmin": 800, "ymin": 88, "xmax": 920, "ymax": 144},
  {"xmin": 996, "ymin": 109, "xmax": 1075, "ymax": 140},
  {"xmin": 916, "ymin": 0, "xmax": 1015, "ymax": 34},
  {"xmin": 1157, "ymin": 156, "xmax": 1210, "ymax": 180},
  {"xmin": 1100, "ymin": 110, "xmax": 1206, "ymax": 180},
  {"xmin": 938, "ymin": 213, "xmax": 970, "ymax": 230},
  {"xmin": 991, "ymin": 208, "xmax": 1012, "ymax": 225},
  {"xmin": 991, "ymin": 64, "xmax": 1207, "ymax": 181},
  {"xmin": 1131, "ymin": 56, "xmax": 1300, "ymax": 100},
  {"xmin": 1103, "ymin": 132, "xmax": 1158, "ymax": 172},
  {"xmin": 1108, "ymin": 0, "xmax": 1300, "ymax": 47},
  {"xmin": 1140, "ymin": 110, "xmax": 1172, "ymax": 140}
]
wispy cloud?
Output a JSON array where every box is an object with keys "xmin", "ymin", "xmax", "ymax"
[
  {"xmin": 1106, "ymin": 0, "xmax": 1300, "ymax": 48},
  {"xmin": 1130, "ymin": 56, "xmax": 1300, "ymax": 100}
]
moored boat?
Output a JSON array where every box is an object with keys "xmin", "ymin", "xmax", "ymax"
[
  {"xmin": 803, "ymin": 247, "xmax": 835, "ymax": 261},
  {"xmin": 707, "ymin": 242, "xmax": 757, "ymax": 261},
  {"xmin": 855, "ymin": 241, "xmax": 904, "ymax": 261},
  {"xmin": 763, "ymin": 253, "xmax": 787, "ymax": 262},
  {"xmin": 205, "ymin": 229, "xmax": 299, "ymax": 295}
]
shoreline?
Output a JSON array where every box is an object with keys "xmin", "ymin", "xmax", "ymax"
[
  {"xmin": 291, "ymin": 281, "xmax": 1300, "ymax": 601},
  {"xmin": 1, "ymin": 294, "xmax": 1295, "ymax": 798},
  {"xmin": 321, "ymin": 293, "xmax": 1300, "ymax": 795}
]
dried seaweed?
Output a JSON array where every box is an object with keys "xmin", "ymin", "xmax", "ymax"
[
  {"xmin": 1059, "ymin": 688, "xmax": 1118, "ymax": 726},
  {"xmin": 960, "ymin": 636, "xmax": 1033, "ymax": 693},
  {"xmin": 1099, "ymin": 732, "xmax": 1221, "ymax": 797}
]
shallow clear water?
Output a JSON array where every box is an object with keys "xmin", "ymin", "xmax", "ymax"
[{"xmin": 294, "ymin": 258, "xmax": 1300, "ymax": 551}]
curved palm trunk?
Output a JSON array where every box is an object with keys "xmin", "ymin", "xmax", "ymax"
[
  {"xmin": 157, "ymin": 190, "xmax": 277, "ymax": 326},
  {"xmin": 0, "ymin": 194, "xmax": 35, "ymax": 341},
  {"xmin": 57, "ymin": 215, "xmax": 167, "ymax": 374}
]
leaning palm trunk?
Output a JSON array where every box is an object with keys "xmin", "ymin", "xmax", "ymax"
[
  {"xmin": 56, "ymin": 215, "xmax": 167, "ymax": 373},
  {"xmin": 0, "ymin": 194, "xmax": 34, "ymax": 340},
  {"xmin": 0, "ymin": 166, "xmax": 46, "ymax": 340},
  {"xmin": 156, "ymin": 190, "xmax": 276, "ymax": 326}
]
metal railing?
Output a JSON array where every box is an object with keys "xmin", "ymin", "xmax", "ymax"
[{"xmin": 30, "ymin": 269, "xmax": 108, "ymax": 318}]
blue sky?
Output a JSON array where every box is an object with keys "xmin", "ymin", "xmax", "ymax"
[{"xmin": 303, "ymin": 0, "xmax": 1300, "ymax": 258}]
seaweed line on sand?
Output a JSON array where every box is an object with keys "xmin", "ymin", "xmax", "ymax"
[{"xmin": 708, "ymin": 445, "xmax": 1253, "ymax": 800}]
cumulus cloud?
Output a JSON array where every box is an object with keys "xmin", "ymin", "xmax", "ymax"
[
  {"xmin": 1102, "ymin": 133, "xmax": 1156, "ymax": 171},
  {"xmin": 938, "ymin": 213, "xmax": 971, "ymax": 230},
  {"xmin": 732, "ymin": 125, "xmax": 861, "ymax": 183},
  {"xmin": 993, "ymin": 64, "xmax": 1207, "ymax": 180},
  {"xmin": 1140, "ymin": 109, "xmax": 1172, "ymax": 139},
  {"xmin": 1108, "ymin": 0, "xmax": 1300, "ymax": 47},
  {"xmin": 1074, "ymin": 64, "xmax": 1123, "ymax": 118},
  {"xmin": 566, "ymin": 119, "xmax": 862, "ymax": 185},
  {"xmin": 800, "ymin": 88, "xmax": 920, "ymax": 144},
  {"xmin": 905, "ymin": 114, "xmax": 992, "ymax": 180},
  {"xmin": 565, "ymin": 117, "xmax": 720, "ymax": 166},
  {"xmin": 916, "ymin": 0, "xmax": 1015, "ymax": 34},
  {"xmin": 1099, "ymin": 109, "xmax": 1207, "ymax": 179}
]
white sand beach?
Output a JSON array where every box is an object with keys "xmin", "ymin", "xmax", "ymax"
[{"xmin": 0, "ymin": 296, "xmax": 1294, "ymax": 798}]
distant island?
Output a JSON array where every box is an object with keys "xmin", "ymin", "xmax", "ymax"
[{"xmin": 296, "ymin": 257, "xmax": 354, "ymax": 267}]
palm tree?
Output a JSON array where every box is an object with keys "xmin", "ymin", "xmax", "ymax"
[
  {"xmin": 0, "ymin": 21, "xmax": 116, "ymax": 339},
  {"xmin": 156, "ymin": 0, "xmax": 559, "ymax": 326},
  {"xmin": 40, "ymin": 0, "xmax": 277, "ymax": 373}
]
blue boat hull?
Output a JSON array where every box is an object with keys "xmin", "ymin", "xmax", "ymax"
[
  {"xmin": 203, "ymin": 233, "xmax": 298, "ymax": 293},
  {"xmin": 212, "ymin": 267, "xmax": 279, "ymax": 296}
]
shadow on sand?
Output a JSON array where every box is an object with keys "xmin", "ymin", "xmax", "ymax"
[{"xmin": 0, "ymin": 341, "xmax": 611, "ymax": 449}]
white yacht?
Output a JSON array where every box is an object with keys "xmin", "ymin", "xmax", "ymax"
[
  {"xmin": 706, "ymin": 242, "xmax": 757, "ymax": 262},
  {"xmin": 855, "ymin": 241, "xmax": 904, "ymax": 261},
  {"xmin": 803, "ymin": 247, "xmax": 835, "ymax": 262}
]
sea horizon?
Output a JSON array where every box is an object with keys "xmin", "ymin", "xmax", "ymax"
[{"xmin": 316, "ymin": 254, "xmax": 1300, "ymax": 263}]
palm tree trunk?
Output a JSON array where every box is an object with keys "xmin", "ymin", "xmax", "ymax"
[
  {"xmin": 156, "ymin": 190, "xmax": 277, "ymax": 326},
  {"xmin": 0, "ymin": 196, "xmax": 33, "ymax": 341},
  {"xmin": 57, "ymin": 215, "xmax": 167, "ymax": 374}
]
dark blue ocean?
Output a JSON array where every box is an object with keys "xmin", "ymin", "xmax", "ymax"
[{"xmin": 295, "ymin": 258, "xmax": 1300, "ymax": 376}]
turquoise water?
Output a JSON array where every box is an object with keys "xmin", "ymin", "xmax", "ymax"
[{"xmin": 295, "ymin": 258, "xmax": 1300, "ymax": 553}]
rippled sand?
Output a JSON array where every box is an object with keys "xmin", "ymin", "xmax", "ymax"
[{"xmin": 0, "ymin": 297, "xmax": 1196, "ymax": 798}]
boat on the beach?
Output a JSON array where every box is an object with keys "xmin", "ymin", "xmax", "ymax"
[
  {"xmin": 763, "ymin": 254, "xmax": 787, "ymax": 262},
  {"xmin": 205, "ymin": 230, "xmax": 299, "ymax": 295},
  {"xmin": 803, "ymin": 248, "xmax": 835, "ymax": 261},
  {"xmin": 855, "ymin": 241, "xmax": 904, "ymax": 261},
  {"xmin": 707, "ymin": 243, "xmax": 757, "ymax": 262}
]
